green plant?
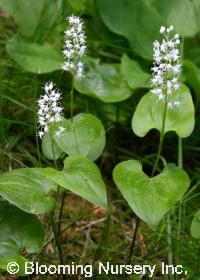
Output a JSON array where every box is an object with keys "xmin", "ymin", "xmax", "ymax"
[
  {"xmin": 1, "ymin": 1, "xmax": 200, "ymax": 279},
  {"xmin": 113, "ymin": 26, "xmax": 195, "ymax": 274},
  {"xmin": 0, "ymin": 13, "xmax": 108, "ymax": 277}
]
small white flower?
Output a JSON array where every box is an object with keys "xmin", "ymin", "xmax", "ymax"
[
  {"xmin": 62, "ymin": 15, "xmax": 87, "ymax": 79},
  {"xmin": 44, "ymin": 126, "xmax": 49, "ymax": 133},
  {"xmin": 49, "ymin": 117, "xmax": 55, "ymax": 122},
  {"xmin": 55, "ymin": 126, "xmax": 66, "ymax": 137},
  {"xmin": 44, "ymin": 81, "xmax": 53, "ymax": 92},
  {"xmin": 174, "ymin": 84, "xmax": 180, "ymax": 91},
  {"xmin": 43, "ymin": 95, "xmax": 49, "ymax": 101},
  {"xmin": 37, "ymin": 82, "xmax": 64, "ymax": 139},
  {"xmin": 151, "ymin": 26, "xmax": 182, "ymax": 108},
  {"xmin": 39, "ymin": 131, "xmax": 44, "ymax": 139},
  {"xmin": 160, "ymin": 26, "xmax": 165, "ymax": 33}
]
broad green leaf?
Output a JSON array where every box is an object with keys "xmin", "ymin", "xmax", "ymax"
[
  {"xmin": 6, "ymin": 35, "xmax": 63, "ymax": 73},
  {"xmin": 42, "ymin": 156, "xmax": 107, "ymax": 209},
  {"xmin": 132, "ymin": 85, "xmax": 195, "ymax": 138},
  {"xmin": 42, "ymin": 133, "xmax": 63, "ymax": 160},
  {"xmin": 96, "ymin": 0, "xmax": 165, "ymax": 60},
  {"xmin": 113, "ymin": 160, "xmax": 190, "ymax": 229},
  {"xmin": 74, "ymin": 59, "xmax": 132, "ymax": 103},
  {"xmin": 0, "ymin": 202, "xmax": 44, "ymax": 275},
  {"xmin": 0, "ymin": 0, "xmax": 45, "ymax": 37},
  {"xmin": 183, "ymin": 60, "xmax": 200, "ymax": 100},
  {"xmin": 121, "ymin": 54, "xmax": 151, "ymax": 90},
  {"xmin": 153, "ymin": 0, "xmax": 199, "ymax": 37},
  {"xmin": 191, "ymin": 210, "xmax": 200, "ymax": 239},
  {"xmin": 0, "ymin": 168, "xmax": 56, "ymax": 214},
  {"xmin": 52, "ymin": 113, "xmax": 106, "ymax": 161}
]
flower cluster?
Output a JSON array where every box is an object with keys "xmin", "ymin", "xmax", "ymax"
[
  {"xmin": 37, "ymin": 82, "xmax": 65, "ymax": 139},
  {"xmin": 151, "ymin": 26, "xmax": 181, "ymax": 109},
  {"xmin": 62, "ymin": 15, "xmax": 86, "ymax": 79}
]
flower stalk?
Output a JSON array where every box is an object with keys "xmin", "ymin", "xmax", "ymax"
[{"xmin": 151, "ymin": 26, "xmax": 181, "ymax": 176}]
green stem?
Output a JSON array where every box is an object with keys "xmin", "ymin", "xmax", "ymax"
[
  {"xmin": 176, "ymin": 137, "xmax": 183, "ymax": 267},
  {"xmin": 127, "ymin": 217, "xmax": 140, "ymax": 264},
  {"xmin": 48, "ymin": 133, "xmax": 58, "ymax": 170},
  {"xmin": 50, "ymin": 215, "xmax": 65, "ymax": 280},
  {"xmin": 102, "ymin": 211, "xmax": 112, "ymax": 257},
  {"xmin": 151, "ymin": 96, "xmax": 168, "ymax": 177},
  {"xmin": 48, "ymin": 133, "xmax": 65, "ymax": 272},
  {"xmin": 70, "ymin": 80, "xmax": 74, "ymax": 123},
  {"xmin": 93, "ymin": 188, "xmax": 112, "ymax": 263},
  {"xmin": 34, "ymin": 74, "xmax": 41, "ymax": 166},
  {"xmin": 57, "ymin": 191, "xmax": 66, "ymax": 233},
  {"xmin": 150, "ymin": 95, "xmax": 174, "ymax": 279},
  {"xmin": 35, "ymin": 131, "xmax": 41, "ymax": 166},
  {"xmin": 167, "ymin": 214, "xmax": 174, "ymax": 280},
  {"xmin": 178, "ymin": 137, "xmax": 183, "ymax": 168}
]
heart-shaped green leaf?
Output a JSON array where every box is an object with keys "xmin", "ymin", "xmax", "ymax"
[
  {"xmin": 74, "ymin": 59, "xmax": 132, "ymax": 102},
  {"xmin": 42, "ymin": 156, "xmax": 107, "ymax": 209},
  {"xmin": 51, "ymin": 113, "xmax": 106, "ymax": 161},
  {"xmin": 96, "ymin": 0, "xmax": 165, "ymax": 60},
  {"xmin": 132, "ymin": 85, "xmax": 195, "ymax": 138},
  {"xmin": 113, "ymin": 160, "xmax": 190, "ymax": 229},
  {"xmin": 191, "ymin": 210, "xmax": 200, "ymax": 239},
  {"xmin": 0, "ymin": 168, "xmax": 56, "ymax": 214},
  {"xmin": 121, "ymin": 54, "xmax": 151, "ymax": 90},
  {"xmin": 0, "ymin": 201, "xmax": 44, "ymax": 275},
  {"xmin": 6, "ymin": 35, "xmax": 63, "ymax": 73}
]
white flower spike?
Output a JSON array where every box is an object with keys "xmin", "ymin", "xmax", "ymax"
[
  {"xmin": 151, "ymin": 26, "xmax": 181, "ymax": 109},
  {"xmin": 37, "ymin": 82, "xmax": 65, "ymax": 139},
  {"xmin": 62, "ymin": 15, "xmax": 86, "ymax": 79}
]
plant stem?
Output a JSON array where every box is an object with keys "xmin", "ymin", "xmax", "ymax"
[
  {"xmin": 34, "ymin": 74, "xmax": 41, "ymax": 166},
  {"xmin": 149, "ymin": 95, "xmax": 174, "ymax": 279},
  {"xmin": 151, "ymin": 96, "xmax": 168, "ymax": 177},
  {"xmin": 93, "ymin": 187, "xmax": 112, "ymax": 263},
  {"xmin": 127, "ymin": 217, "xmax": 140, "ymax": 264},
  {"xmin": 178, "ymin": 137, "xmax": 183, "ymax": 168},
  {"xmin": 167, "ymin": 214, "xmax": 174, "ymax": 280},
  {"xmin": 48, "ymin": 133, "xmax": 65, "ymax": 273},
  {"xmin": 176, "ymin": 137, "xmax": 183, "ymax": 266},
  {"xmin": 49, "ymin": 133, "xmax": 58, "ymax": 170},
  {"xmin": 176, "ymin": 35, "xmax": 184, "ymax": 268},
  {"xmin": 70, "ymin": 80, "xmax": 74, "ymax": 123},
  {"xmin": 50, "ymin": 215, "xmax": 65, "ymax": 280},
  {"xmin": 102, "ymin": 211, "xmax": 112, "ymax": 257},
  {"xmin": 58, "ymin": 191, "xmax": 66, "ymax": 233}
]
